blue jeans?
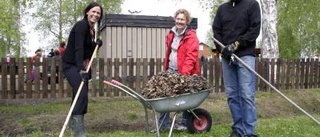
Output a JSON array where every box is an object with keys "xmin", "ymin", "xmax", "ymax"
[
  {"xmin": 158, "ymin": 68, "xmax": 187, "ymax": 129},
  {"xmin": 158, "ymin": 112, "xmax": 188, "ymax": 129},
  {"xmin": 222, "ymin": 56, "xmax": 257, "ymax": 136}
]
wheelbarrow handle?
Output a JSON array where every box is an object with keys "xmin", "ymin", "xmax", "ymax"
[
  {"xmin": 103, "ymin": 80, "xmax": 139, "ymax": 100},
  {"xmin": 103, "ymin": 80, "xmax": 112, "ymax": 85},
  {"xmin": 111, "ymin": 79, "xmax": 124, "ymax": 86}
]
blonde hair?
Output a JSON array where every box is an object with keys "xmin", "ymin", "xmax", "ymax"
[{"xmin": 173, "ymin": 9, "xmax": 192, "ymax": 25}]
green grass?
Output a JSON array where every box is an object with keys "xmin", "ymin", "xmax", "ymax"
[
  {"xmin": 18, "ymin": 116, "xmax": 319, "ymax": 137},
  {"xmin": 83, "ymin": 116, "xmax": 320, "ymax": 137},
  {"xmin": 1, "ymin": 89, "xmax": 320, "ymax": 137}
]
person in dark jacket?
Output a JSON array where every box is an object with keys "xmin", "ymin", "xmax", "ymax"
[
  {"xmin": 158, "ymin": 8, "xmax": 200, "ymax": 131},
  {"xmin": 212, "ymin": 0, "xmax": 261, "ymax": 137},
  {"xmin": 62, "ymin": 2, "xmax": 103, "ymax": 137}
]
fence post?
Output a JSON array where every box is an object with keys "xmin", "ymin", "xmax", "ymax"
[
  {"xmin": 8, "ymin": 58, "xmax": 16, "ymax": 99},
  {"xmin": 57, "ymin": 58, "xmax": 64, "ymax": 98},
  {"xmin": 90, "ymin": 59, "xmax": 97, "ymax": 97},
  {"xmin": 17, "ymin": 58, "xmax": 25, "ymax": 98},
  {"xmin": 142, "ymin": 58, "xmax": 148, "ymax": 91},
  {"xmin": 98, "ymin": 58, "xmax": 105, "ymax": 96},
  {"xmin": 136, "ymin": 58, "xmax": 142, "ymax": 93},
  {"xmin": 121, "ymin": 58, "xmax": 128, "ymax": 97},
  {"xmin": 128, "ymin": 58, "xmax": 134, "ymax": 90},
  {"xmin": 1, "ymin": 58, "xmax": 8, "ymax": 99},
  {"xmin": 105, "ymin": 58, "xmax": 112, "ymax": 97}
]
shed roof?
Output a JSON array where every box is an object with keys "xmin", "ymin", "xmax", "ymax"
[{"xmin": 101, "ymin": 14, "xmax": 198, "ymax": 29}]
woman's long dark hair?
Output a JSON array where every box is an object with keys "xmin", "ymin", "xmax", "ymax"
[{"xmin": 83, "ymin": 2, "xmax": 104, "ymax": 24}]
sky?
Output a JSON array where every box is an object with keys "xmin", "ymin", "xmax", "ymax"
[
  {"xmin": 23, "ymin": 0, "xmax": 212, "ymax": 56},
  {"xmin": 121, "ymin": 0, "xmax": 212, "ymax": 41}
]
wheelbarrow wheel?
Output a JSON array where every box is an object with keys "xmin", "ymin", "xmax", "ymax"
[{"xmin": 186, "ymin": 108, "xmax": 212, "ymax": 133}]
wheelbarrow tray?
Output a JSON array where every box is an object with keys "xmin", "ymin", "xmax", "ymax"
[
  {"xmin": 103, "ymin": 80, "xmax": 213, "ymax": 137},
  {"xmin": 145, "ymin": 89, "xmax": 210, "ymax": 112}
]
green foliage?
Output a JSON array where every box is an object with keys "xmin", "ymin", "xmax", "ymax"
[
  {"xmin": 278, "ymin": 0, "xmax": 320, "ymax": 58},
  {"xmin": 202, "ymin": 0, "xmax": 320, "ymax": 58},
  {"xmin": 0, "ymin": 0, "xmax": 24, "ymax": 57},
  {"xmin": 199, "ymin": 0, "xmax": 225, "ymax": 48},
  {"xmin": 30, "ymin": 0, "xmax": 123, "ymax": 51},
  {"xmin": 277, "ymin": 25, "xmax": 300, "ymax": 58}
]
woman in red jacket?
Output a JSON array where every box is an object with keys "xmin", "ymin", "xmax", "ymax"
[{"xmin": 159, "ymin": 8, "xmax": 200, "ymax": 131}]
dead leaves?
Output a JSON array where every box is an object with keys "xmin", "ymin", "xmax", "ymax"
[{"xmin": 141, "ymin": 71, "xmax": 212, "ymax": 99}]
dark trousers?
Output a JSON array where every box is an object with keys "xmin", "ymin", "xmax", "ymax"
[{"xmin": 62, "ymin": 62, "xmax": 88, "ymax": 115}]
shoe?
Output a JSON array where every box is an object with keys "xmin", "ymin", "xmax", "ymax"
[
  {"xmin": 245, "ymin": 134, "xmax": 259, "ymax": 137},
  {"xmin": 230, "ymin": 130, "xmax": 241, "ymax": 137},
  {"xmin": 150, "ymin": 126, "xmax": 170, "ymax": 133},
  {"xmin": 150, "ymin": 129, "xmax": 157, "ymax": 133},
  {"xmin": 70, "ymin": 115, "xmax": 86, "ymax": 137},
  {"xmin": 174, "ymin": 123, "xmax": 187, "ymax": 131}
]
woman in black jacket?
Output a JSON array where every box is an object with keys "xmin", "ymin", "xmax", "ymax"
[{"xmin": 62, "ymin": 2, "xmax": 103, "ymax": 137}]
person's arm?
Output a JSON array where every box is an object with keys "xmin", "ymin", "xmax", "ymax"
[
  {"xmin": 163, "ymin": 32, "xmax": 173, "ymax": 71},
  {"xmin": 237, "ymin": 1, "xmax": 261, "ymax": 46},
  {"xmin": 74, "ymin": 20, "xmax": 88, "ymax": 72},
  {"xmin": 212, "ymin": 7, "xmax": 223, "ymax": 52},
  {"xmin": 181, "ymin": 36, "xmax": 199, "ymax": 75}
]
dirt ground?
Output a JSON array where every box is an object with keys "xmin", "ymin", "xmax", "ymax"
[{"xmin": 0, "ymin": 98, "xmax": 152, "ymax": 136}]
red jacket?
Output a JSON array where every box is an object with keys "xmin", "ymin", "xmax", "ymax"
[{"xmin": 164, "ymin": 27, "xmax": 200, "ymax": 75}]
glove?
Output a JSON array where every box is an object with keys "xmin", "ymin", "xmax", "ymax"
[
  {"xmin": 79, "ymin": 70, "xmax": 89, "ymax": 83},
  {"xmin": 221, "ymin": 41, "xmax": 239, "ymax": 58},
  {"xmin": 95, "ymin": 38, "xmax": 103, "ymax": 48}
]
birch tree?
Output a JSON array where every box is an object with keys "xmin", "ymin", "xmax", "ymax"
[{"xmin": 260, "ymin": 0, "xmax": 279, "ymax": 58}]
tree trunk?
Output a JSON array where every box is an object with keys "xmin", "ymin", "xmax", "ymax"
[{"xmin": 260, "ymin": 0, "xmax": 279, "ymax": 58}]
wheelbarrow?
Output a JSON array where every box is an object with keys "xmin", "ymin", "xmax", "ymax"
[{"xmin": 103, "ymin": 80, "xmax": 213, "ymax": 137}]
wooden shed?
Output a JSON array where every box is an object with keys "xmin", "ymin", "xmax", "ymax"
[
  {"xmin": 99, "ymin": 14, "xmax": 198, "ymax": 59},
  {"xmin": 199, "ymin": 42, "xmax": 215, "ymax": 59}
]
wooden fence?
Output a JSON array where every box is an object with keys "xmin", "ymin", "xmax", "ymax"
[{"xmin": 0, "ymin": 57, "xmax": 319, "ymax": 99}]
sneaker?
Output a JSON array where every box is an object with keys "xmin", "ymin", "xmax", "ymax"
[
  {"xmin": 150, "ymin": 127, "xmax": 170, "ymax": 133},
  {"xmin": 150, "ymin": 129, "xmax": 157, "ymax": 133},
  {"xmin": 245, "ymin": 134, "xmax": 259, "ymax": 137},
  {"xmin": 174, "ymin": 124, "xmax": 187, "ymax": 131},
  {"xmin": 230, "ymin": 130, "xmax": 241, "ymax": 137}
]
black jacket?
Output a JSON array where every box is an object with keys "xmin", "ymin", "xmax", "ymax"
[
  {"xmin": 62, "ymin": 18, "xmax": 96, "ymax": 71},
  {"xmin": 212, "ymin": 0, "xmax": 261, "ymax": 57}
]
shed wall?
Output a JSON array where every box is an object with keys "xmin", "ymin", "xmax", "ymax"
[
  {"xmin": 100, "ymin": 26, "xmax": 168, "ymax": 59},
  {"xmin": 99, "ymin": 14, "xmax": 198, "ymax": 59}
]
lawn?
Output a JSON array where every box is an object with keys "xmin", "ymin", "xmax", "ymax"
[{"xmin": 0, "ymin": 89, "xmax": 319, "ymax": 137}]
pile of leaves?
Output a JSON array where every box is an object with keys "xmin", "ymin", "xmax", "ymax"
[{"xmin": 141, "ymin": 71, "xmax": 212, "ymax": 99}]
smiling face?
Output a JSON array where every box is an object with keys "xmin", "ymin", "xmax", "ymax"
[
  {"xmin": 173, "ymin": 9, "xmax": 191, "ymax": 34},
  {"xmin": 86, "ymin": 6, "xmax": 101, "ymax": 26},
  {"xmin": 174, "ymin": 13, "xmax": 188, "ymax": 33}
]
